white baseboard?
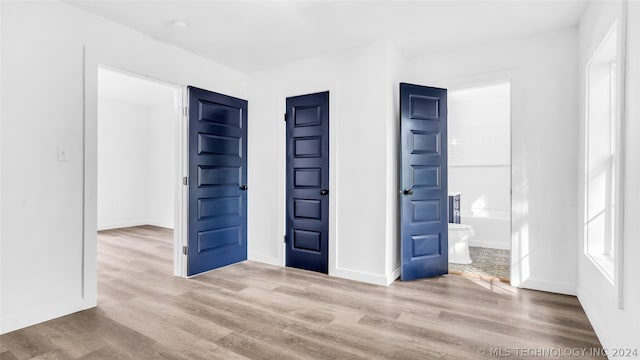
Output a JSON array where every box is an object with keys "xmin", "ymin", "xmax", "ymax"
[
  {"xmin": 97, "ymin": 220, "xmax": 174, "ymax": 231},
  {"xmin": 0, "ymin": 298, "xmax": 95, "ymax": 335},
  {"xmin": 248, "ymin": 252, "xmax": 282, "ymax": 267},
  {"xmin": 97, "ymin": 220, "xmax": 149, "ymax": 231},
  {"xmin": 248, "ymin": 254, "xmax": 399, "ymax": 287},
  {"xmin": 576, "ymin": 287, "xmax": 611, "ymax": 351},
  {"xmin": 145, "ymin": 220, "xmax": 174, "ymax": 230},
  {"xmin": 386, "ymin": 267, "xmax": 401, "ymax": 285},
  {"xmin": 332, "ymin": 267, "xmax": 390, "ymax": 286},
  {"xmin": 515, "ymin": 278, "xmax": 576, "ymax": 296}
]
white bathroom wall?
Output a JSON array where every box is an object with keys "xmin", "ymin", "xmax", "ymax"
[
  {"xmin": 406, "ymin": 28, "xmax": 579, "ymax": 295},
  {"xmin": 97, "ymin": 98, "xmax": 151, "ymax": 229},
  {"xmin": 448, "ymin": 83, "xmax": 511, "ymax": 249},
  {"xmin": 0, "ymin": 1, "xmax": 246, "ymax": 334},
  {"xmin": 577, "ymin": 0, "xmax": 640, "ymax": 352},
  {"xmin": 448, "ymin": 84, "xmax": 511, "ymax": 167},
  {"xmin": 247, "ymin": 41, "xmax": 400, "ymax": 285}
]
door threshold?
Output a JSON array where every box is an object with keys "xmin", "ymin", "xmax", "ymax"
[{"xmin": 448, "ymin": 269, "xmax": 510, "ymax": 283}]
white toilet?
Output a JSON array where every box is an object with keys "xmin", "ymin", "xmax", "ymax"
[{"xmin": 448, "ymin": 223, "xmax": 474, "ymax": 264}]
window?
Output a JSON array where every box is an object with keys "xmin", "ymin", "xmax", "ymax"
[{"xmin": 584, "ymin": 23, "xmax": 621, "ymax": 283}]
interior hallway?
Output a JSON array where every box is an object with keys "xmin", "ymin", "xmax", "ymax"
[{"xmin": 0, "ymin": 227, "xmax": 604, "ymax": 359}]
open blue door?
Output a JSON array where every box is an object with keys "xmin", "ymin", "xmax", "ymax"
[
  {"xmin": 285, "ymin": 91, "xmax": 329, "ymax": 273},
  {"xmin": 400, "ymin": 83, "xmax": 448, "ymax": 281},
  {"xmin": 187, "ymin": 86, "xmax": 247, "ymax": 276}
]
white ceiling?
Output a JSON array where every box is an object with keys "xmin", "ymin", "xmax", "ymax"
[
  {"xmin": 98, "ymin": 67, "xmax": 177, "ymax": 107},
  {"xmin": 69, "ymin": 0, "xmax": 588, "ymax": 72}
]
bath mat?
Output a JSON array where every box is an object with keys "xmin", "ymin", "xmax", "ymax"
[{"xmin": 449, "ymin": 246, "xmax": 510, "ymax": 281}]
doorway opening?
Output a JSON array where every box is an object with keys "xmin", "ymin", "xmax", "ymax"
[
  {"xmin": 446, "ymin": 82, "xmax": 512, "ymax": 282},
  {"xmin": 96, "ymin": 67, "xmax": 183, "ymax": 303}
]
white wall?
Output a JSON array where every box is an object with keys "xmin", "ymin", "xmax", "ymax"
[
  {"xmin": 384, "ymin": 45, "xmax": 406, "ymax": 279},
  {"xmin": 97, "ymin": 99, "xmax": 175, "ymax": 230},
  {"xmin": 0, "ymin": 0, "xmax": 4, "ymax": 329},
  {"xmin": 577, "ymin": 1, "xmax": 640, "ymax": 352},
  {"xmin": 407, "ymin": 28, "xmax": 579, "ymax": 295},
  {"xmin": 98, "ymin": 98, "xmax": 151, "ymax": 229},
  {"xmin": 0, "ymin": 1, "xmax": 246, "ymax": 334},
  {"xmin": 448, "ymin": 83, "xmax": 511, "ymax": 249},
  {"xmin": 148, "ymin": 103, "xmax": 177, "ymax": 229},
  {"xmin": 247, "ymin": 41, "xmax": 400, "ymax": 286}
]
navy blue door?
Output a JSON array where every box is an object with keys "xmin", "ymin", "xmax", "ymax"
[
  {"xmin": 285, "ymin": 92, "xmax": 329, "ymax": 273},
  {"xmin": 187, "ymin": 86, "xmax": 247, "ymax": 276},
  {"xmin": 400, "ymin": 83, "xmax": 448, "ymax": 281}
]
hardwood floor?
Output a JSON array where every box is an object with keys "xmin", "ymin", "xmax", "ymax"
[{"xmin": 1, "ymin": 226, "xmax": 604, "ymax": 359}]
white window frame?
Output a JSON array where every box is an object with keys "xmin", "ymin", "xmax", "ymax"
[{"xmin": 584, "ymin": 21, "xmax": 625, "ymax": 288}]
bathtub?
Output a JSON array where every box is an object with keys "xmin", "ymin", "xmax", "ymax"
[{"xmin": 459, "ymin": 210, "xmax": 510, "ymax": 250}]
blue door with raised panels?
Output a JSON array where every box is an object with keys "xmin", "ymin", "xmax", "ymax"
[
  {"xmin": 285, "ymin": 91, "xmax": 329, "ymax": 273},
  {"xmin": 187, "ymin": 86, "xmax": 247, "ymax": 276},
  {"xmin": 400, "ymin": 83, "xmax": 448, "ymax": 281}
]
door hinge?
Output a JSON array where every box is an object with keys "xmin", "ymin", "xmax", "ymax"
[
  {"xmin": 183, "ymin": 176, "xmax": 188, "ymax": 186},
  {"xmin": 284, "ymin": 113, "xmax": 287, "ymax": 122},
  {"xmin": 182, "ymin": 246, "xmax": 188, "ymax": 255},
  {"xmin": 183, "ymin": 106, "xmax": 188, "ymax": 117}
]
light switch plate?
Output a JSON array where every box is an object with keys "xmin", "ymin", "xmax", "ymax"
[{"xmin": 57, "ymin": 146, "xmax": 69, "ymax": 161}]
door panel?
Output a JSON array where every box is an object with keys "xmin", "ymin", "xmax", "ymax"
[
  {"xmin": 188, "ymin": 86, "xmax": 248, "ymax": 276},
  {"xmin": 400, "ymin": 83, "xmax": 448, "ymax": 281},
  {"xmin": 286, "ymin": 92, "xmax": 329, "ymax": 273}
]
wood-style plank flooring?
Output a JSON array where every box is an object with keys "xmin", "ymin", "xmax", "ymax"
[{"xmin": 0, "ymin": 226, "xmax": 604, "ymax": 359}]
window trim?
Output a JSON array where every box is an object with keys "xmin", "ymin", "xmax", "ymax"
[{"xmin": 584, "ymin": 21, "xmax": 624, "ymax": 287}]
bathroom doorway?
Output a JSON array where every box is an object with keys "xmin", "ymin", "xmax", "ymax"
[{"xmin": 446, "ymin": 82, "xmax": 511, "ymax": 282}]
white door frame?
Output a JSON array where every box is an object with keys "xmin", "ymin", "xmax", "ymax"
[
  {"xmin": 91, "ymin": 65, "xmax": 188, "ymax": 279},
  {"xmin": 274, "ymin": 86, "xmax": 339, "ymax": 278},
  {"xmin": 430, "ymin": 72, "xmax": 514, "ymax": 283}
]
